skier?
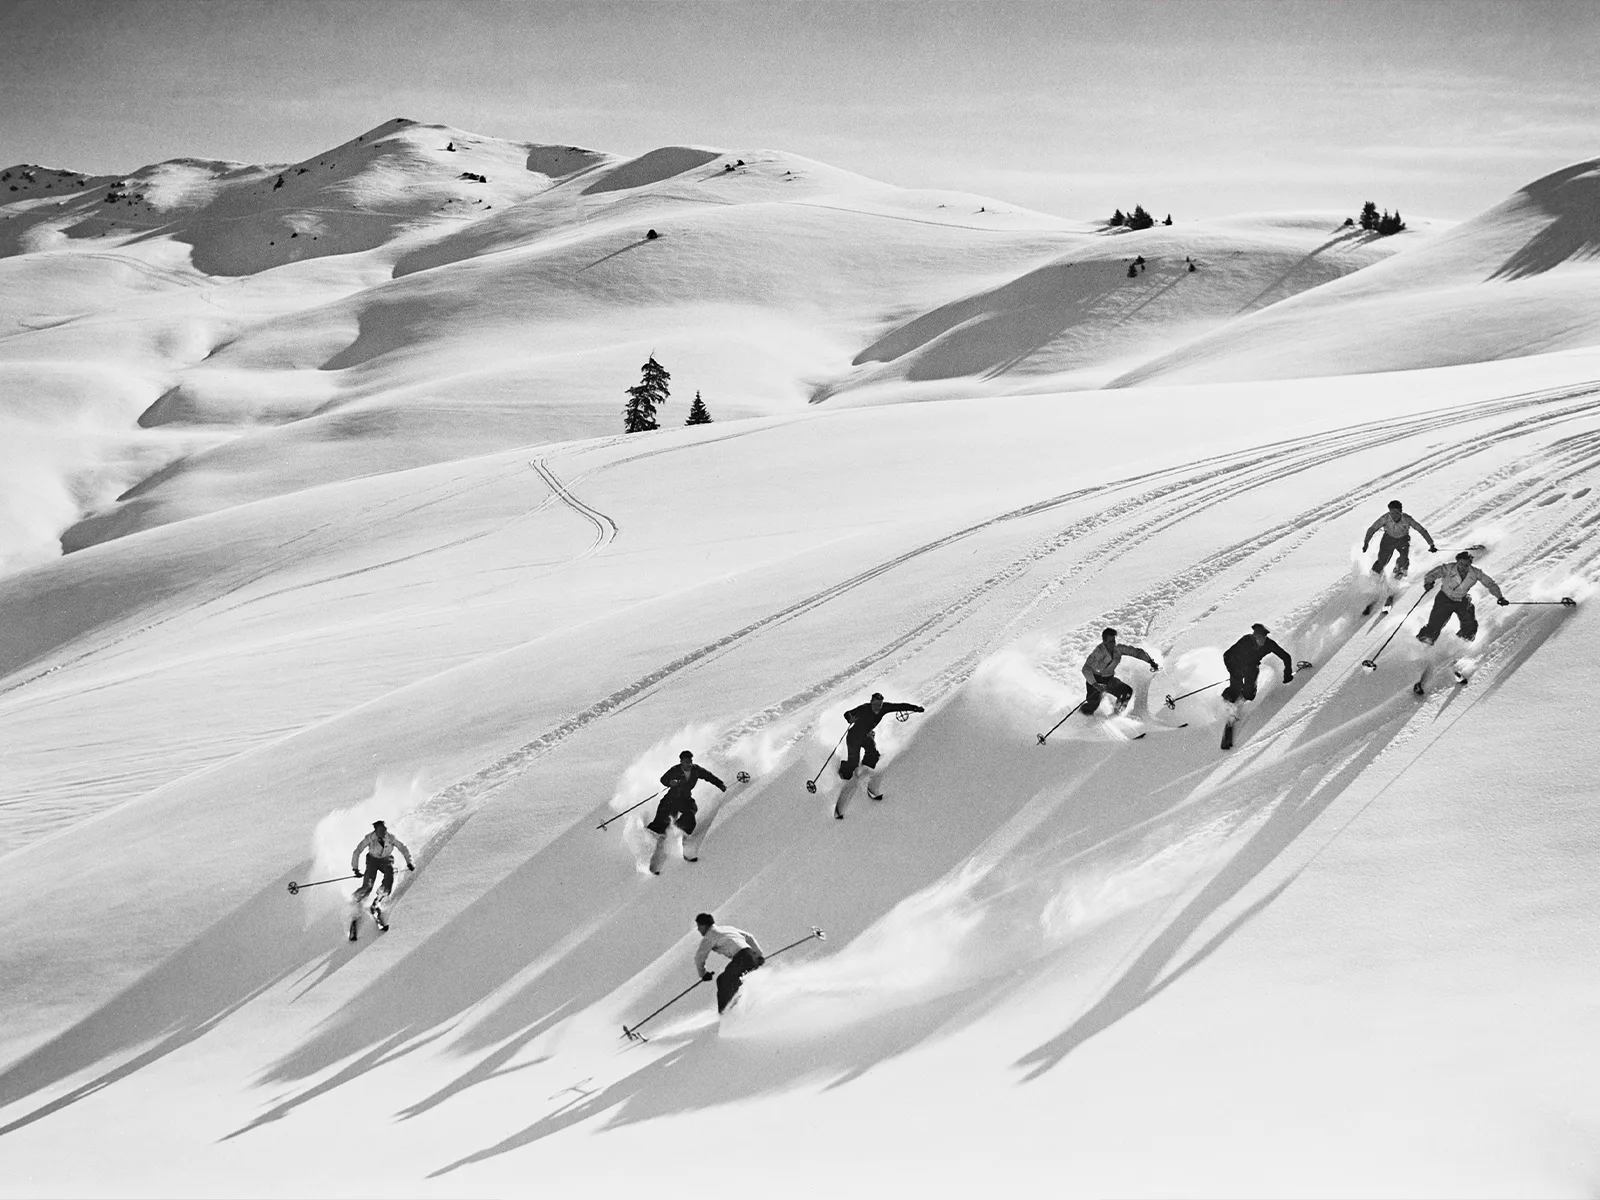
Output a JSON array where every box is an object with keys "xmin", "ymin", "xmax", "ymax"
[
  {"xmin": 349, "ymin": 820, "xmax": 414, "ymax": 940},
  {"xmin": 1416, "ymin": 551, "xmax": 1507, "ymax": 644},
  {"xmin": 837, "ymin": 691, "xmax": 924, "ymax": 806},
  {"xmin": 1221, "ymin": 624, "xmax": 1295, "ymax": 703},
  {"xmin": 1361, "ymin": 500, "xmax": 1437, "ymax": 580},
  {"xmin": 644, "ymin": 750, "xmax": 726, "ymax": 867},
  {"xmin": 1080, "ymin": 627, "xmax": 1159, "ymax": 715},
  {"xmin": 693, "ymin": 911, "xmax": 766, "ymax": 1014}
]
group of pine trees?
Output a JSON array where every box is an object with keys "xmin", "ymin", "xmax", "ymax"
[
  {"xmin": 1355, "ymin": 200, "xmax": 1406, "ymax": 236},
  {"xmin": 1108, "ymin": 205, "xmax": 1173, "ymax": 230},
  {"xmin": 623, "ymin": 356, "xmax": 712, "ymax": 432}
]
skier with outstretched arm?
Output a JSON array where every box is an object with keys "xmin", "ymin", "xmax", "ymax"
[
  {"xmin": 1416, "ymin": 551, "xmax": 1507, "ymax": 644},
  {"xmin": 693, "ymin": 912, "xmax": 765, "ymax": 1013},
  {"xmin": 646, "ymin": 751, "xmax": 726, "ymax": 844},
  {"xmin": 837, "ymin": 691, "xmax": 923, "ymax": 812},
  {"xmin": 1222, "ymin": 624, "xmax": 1295, "ymax": 704},
  {"xmin": 1080, "ymin": 627, "xmax": 1159, "ymax": 715},
  {"xmin": 349, "ymin": 820, "xmax": 414, "ymax": 940},
  {"xmin": 1362, "ymin": 500, "xmax": 1436, "ymax": 580}
]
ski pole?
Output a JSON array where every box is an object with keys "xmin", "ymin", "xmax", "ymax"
[
  {"xmin": 1163, "ymin": 680, "xmax": 1226, "ymax": 710},
  {"xmin": 622, "ymin": 979, "xmax": 705, "ymax": 1042},
  {"xmin": 1361, "ymin": 591, "xmax": 1430, "ymax": 671},
  {"xmin": 805, "ymin": 732, "xmax": 848, "ymax": 794},
  {"xmin": 1508, "ymin": 597, "xmax": 1577, "ymax": 607},
  {"xmin": 765, "ymin": 925, "xmax": 828, "ymax": 960},
  {"xmin": 598, "ymin": 790, "xmax": 661, "ymax": 831},
  {"xmin": 287, "ymin": 876, "xmax": 353, "ymax": 896},
  {"xmin": 1036, "ymin": 705, "xmax": 1081, "ymax": 745}
]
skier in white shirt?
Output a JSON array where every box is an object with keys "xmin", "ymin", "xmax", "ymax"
[
  {"xmin": 1362, "ymin": 500, "xmax": 1437, "ymax": 580},
  {"xmin": 1079, "ymin": 627, "xmax": 1159, "ymax": 715},
  {"xmin": 348, "ymin": 820, "xmax": 414, "ymax": 939},
  {"xmin": 693, "ymin": 912, "xmax": 766, "ymax": 1013},
  {"xmin": 1416, "ymin": 551, "xmax": 1507, "ymax": 644}
]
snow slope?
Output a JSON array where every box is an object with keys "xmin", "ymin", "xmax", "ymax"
[
  {"xmin": 2, "ymin": 122, "xmax": 1426, "ymax": 572},
  {"xmin": 0, "ymin": 343, "xmax": 1598, "ymax": 1195},
  {"xmin": 1113, "ymin": 159, "xmax": 1600, "ymax": 386},
  {"xmin": 2, "ymin": 127, "xmax": 1600, "ymax": 1197}
]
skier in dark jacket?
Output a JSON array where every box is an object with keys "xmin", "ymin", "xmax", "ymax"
[
  {"xmin": 838, "ymin": 692, "xmax": 924, "ymax": 790},
  {"xmin": 1362, "ymin": 500, "xmax": 1437, "ymax": 580},
  {"xmin": 1221, "ymin": 624, "xmax": 1295, "ymax": 703},
  {"xmin": 645, "ymin": 750, "xmax": 726, "ymax": 837}
]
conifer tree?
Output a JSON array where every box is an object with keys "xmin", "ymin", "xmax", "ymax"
[
  {"xmin": 623, "ymin": 355, "xmax": 670, "ymax": 432},
  {"xmin": 1377, "ymin": 208, "xmax": 1406, "ymax": 236},
  {"xmin": 686, "ymin": 391, "xmax": 712, "ymax": 425},
  {"xmin": 1358, "ymin": 200, "xmax": 1380, "ymax": 231},
  {"xmin": 1110, "ymin": 208, "xmax": 1126, "ymax": 226},
  {"xmin": 1128, "ymin": 204, "xmax": 1154, "ymax": 230}
]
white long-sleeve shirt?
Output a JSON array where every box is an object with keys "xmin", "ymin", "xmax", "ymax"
[
  {"xmin": 351, "ymin": 829, "xmax": 413, "ymax": 872},
  {"xmin": 1082, "ymin": 641, "xmax": 1155, "ymax": 683},
  {"xmin": 1423, "ymin": 561, "xmax": 1504, "ymax": 602},
  {"xmin": 694, "ymin": 924, "xmax": 764, "ymax": 974},
  {"xmin": 1366, "ymin": 511, "xmax": 1433, "ymax": 544}
]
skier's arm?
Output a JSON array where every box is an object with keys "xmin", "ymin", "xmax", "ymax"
[
  {"xmin": 1422, "ymin": 563, "xmax": 1446, "ymax": 590},
  {"xmin": 745, "ymin": 931, "xmax": 765, "ymax": 958},
  {"xmin": 1081, "ymin": 656, "xmax": 1101, "ymax": 683},
  {"xmin": 1477, "ymin": 569, "xmax": 1507, "ymax": 601},
  {"xmin": 1269, "ymin": 640, "xmax": 1294, "ymax": 676},
  {"xmin": 1127, "ymin": 647, "xmax": 1158, "ymax": 670},
  {"xmin": 699, "ymin": 767, "xmax": 727, "ymax": 791},
  {"xmin": 391, "ymin": 836, "xmax": 415, "ymax": 869},
  {"xmin": 350, "ymin": 834, "xmax": 368, "ymax": 874},
  {"xmin": 659, "ymin": 767, "xmax": 678, "ymax": 788},
  {"xmin": 1407, "ymin": 515, "xmax": 1437, "ymax": 549},
  {"xmin": 884, "ymin": 702, "xmax": 924, "ymax": 714},
  {"xmin": 1363, "ymin": 516, "xmax": 1386, "ymax": 547}
]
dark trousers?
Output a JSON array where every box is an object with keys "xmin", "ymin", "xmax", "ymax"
[
  {"xmin": 1080, "ymin": 673, "xmax": 1133, "ymax": 715},
  {"xmin": 646, "ymin": 792, "xmax": 697, "ymax": 836},
  {"xmin": 354, "ymin": 855, "xmax": 394, "ymax": 903},
  {"xmin": 716, "ymin": 948, "xmax": 764, "ymax": 1012},
  {"xmin": 1372, "ymin": 534, "xmax": 1411, "ymax": 577},
  {"xmin": 839, "ymin": 733, "xmax": 880, "ymax": 780},
  {"xmin": 1221, "ymin": 662, "xmax": 1258, "ymax": 704},
  {"xmin": 1418, "ymin": 593, "xmax": 1477, "ymax": 642}
]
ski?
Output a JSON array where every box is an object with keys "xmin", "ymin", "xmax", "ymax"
[
  {"xmin": 1220, "ymin": 720, "xmax": 1235, "ymax": 750},
  {"xmin": 348, "ymin": 918, "xmax": 359, "ymax": 942},
  {"xmin": 1361, "ymin": 592, "xmax": 1397, "ymax": 618}
]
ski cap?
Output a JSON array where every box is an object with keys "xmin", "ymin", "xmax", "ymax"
[
  {"xmin": 372, "ymin": 820, "xmax": 386, "ymax": 830},
  {"xmin": 1251, "ymin": 623, "xmax": 1270, "ymax": 634},
  {"xmin": 679, "ymin": 750, "xmax": 694, "ymax": 761},
  {"xmin": 1456, "ymin": 550, "xmax": 1473, "ymax": 561},
  {"xmin": 1388, "ymin": 500, "xmax": 1403, "ymax": 511},
  {"xmin": 695, "ymin": 912, "xmax": 715, "ymax": 928}
]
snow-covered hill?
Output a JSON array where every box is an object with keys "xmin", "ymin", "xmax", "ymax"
[{"xmin": 1, "ymin": 123, "xmax": 1599, "ymax": 1197}]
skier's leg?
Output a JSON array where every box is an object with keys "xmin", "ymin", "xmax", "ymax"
[
  {"xmin": 1394, "ymin": 538, "xmax": 1411, "ymax": 578},
  {"xmin": 352, "ymin": 856, "xmax": 379, "ymax": 905},
  {"xmin": 1079, "ymin": 682, "xmax": 1104, "ymax": 715},
  {"xmin": 644, "ymin": 794, "xmax": 677, "ymax": 836},
  {"xmin": 838, "ymin": 738, "xmax": 862, "ymax": 781},
  {"xmin": 1457, "ymin": 598, "xmax": 1478, "ymax": 641},
  {"xmin": 1372, "ymin": 537, "xmax": 1395, "ymax": 574},
  {"xmin": 1240, "ymin": 669, "xmax": 1260, "ymax": 702},
  {"xmin": 717, "ymin": 949, "xmax": 762, "ymax": 1012},
  {"xmin": 372, "ymin": 858, "xmax": 394, "ymax": 909},
  {"xmin": 1106, "ymin": 677, "xmax": 1133, "ymax": 713},
  {"xmin": 1417, "ymin": 592, "xmax": 1451, "ymax": 642},
  {"xmin": 1221, "ymin": 664, "xmax": 1245, "ymax": 704}
]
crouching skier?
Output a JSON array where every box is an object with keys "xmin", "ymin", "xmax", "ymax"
[
  {"xmin": 1080, "ymin": 627, "xmax": 1159, "ymax": 715},
  {"xmin": 349, "ymin": 820, "xmax": 414, "ymax": 940},
  {"xmin": 836, "ymin": 692, "xmax": 924, "ymax": 818},
  {"xmin": 1417, "ymin": 551, "xmax": 1507, "ymax": 644},
  {"xmin": 645, "ymin": 750, "xmax": 726, "ymax": 873},
  {"xmin": 1222, "ymin": 624, "xmax": 1295, "ymax": 703},
  {"xmin": 694, "ymin": 912, "xmax": 766, "ymax": 1014},
  {"xmin": 1362, "ymin": 500, "xmax": 1437, "ymax": 580}
]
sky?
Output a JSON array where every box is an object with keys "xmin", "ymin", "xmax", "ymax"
[{"xmin": 2, "ymin": 0, "xmax": 1597, "ymax": 221}]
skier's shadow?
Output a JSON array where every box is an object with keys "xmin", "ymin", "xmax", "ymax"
[{"xmin": 0, "ymin": 866, "xmax": 358, "ymax": 1139}]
